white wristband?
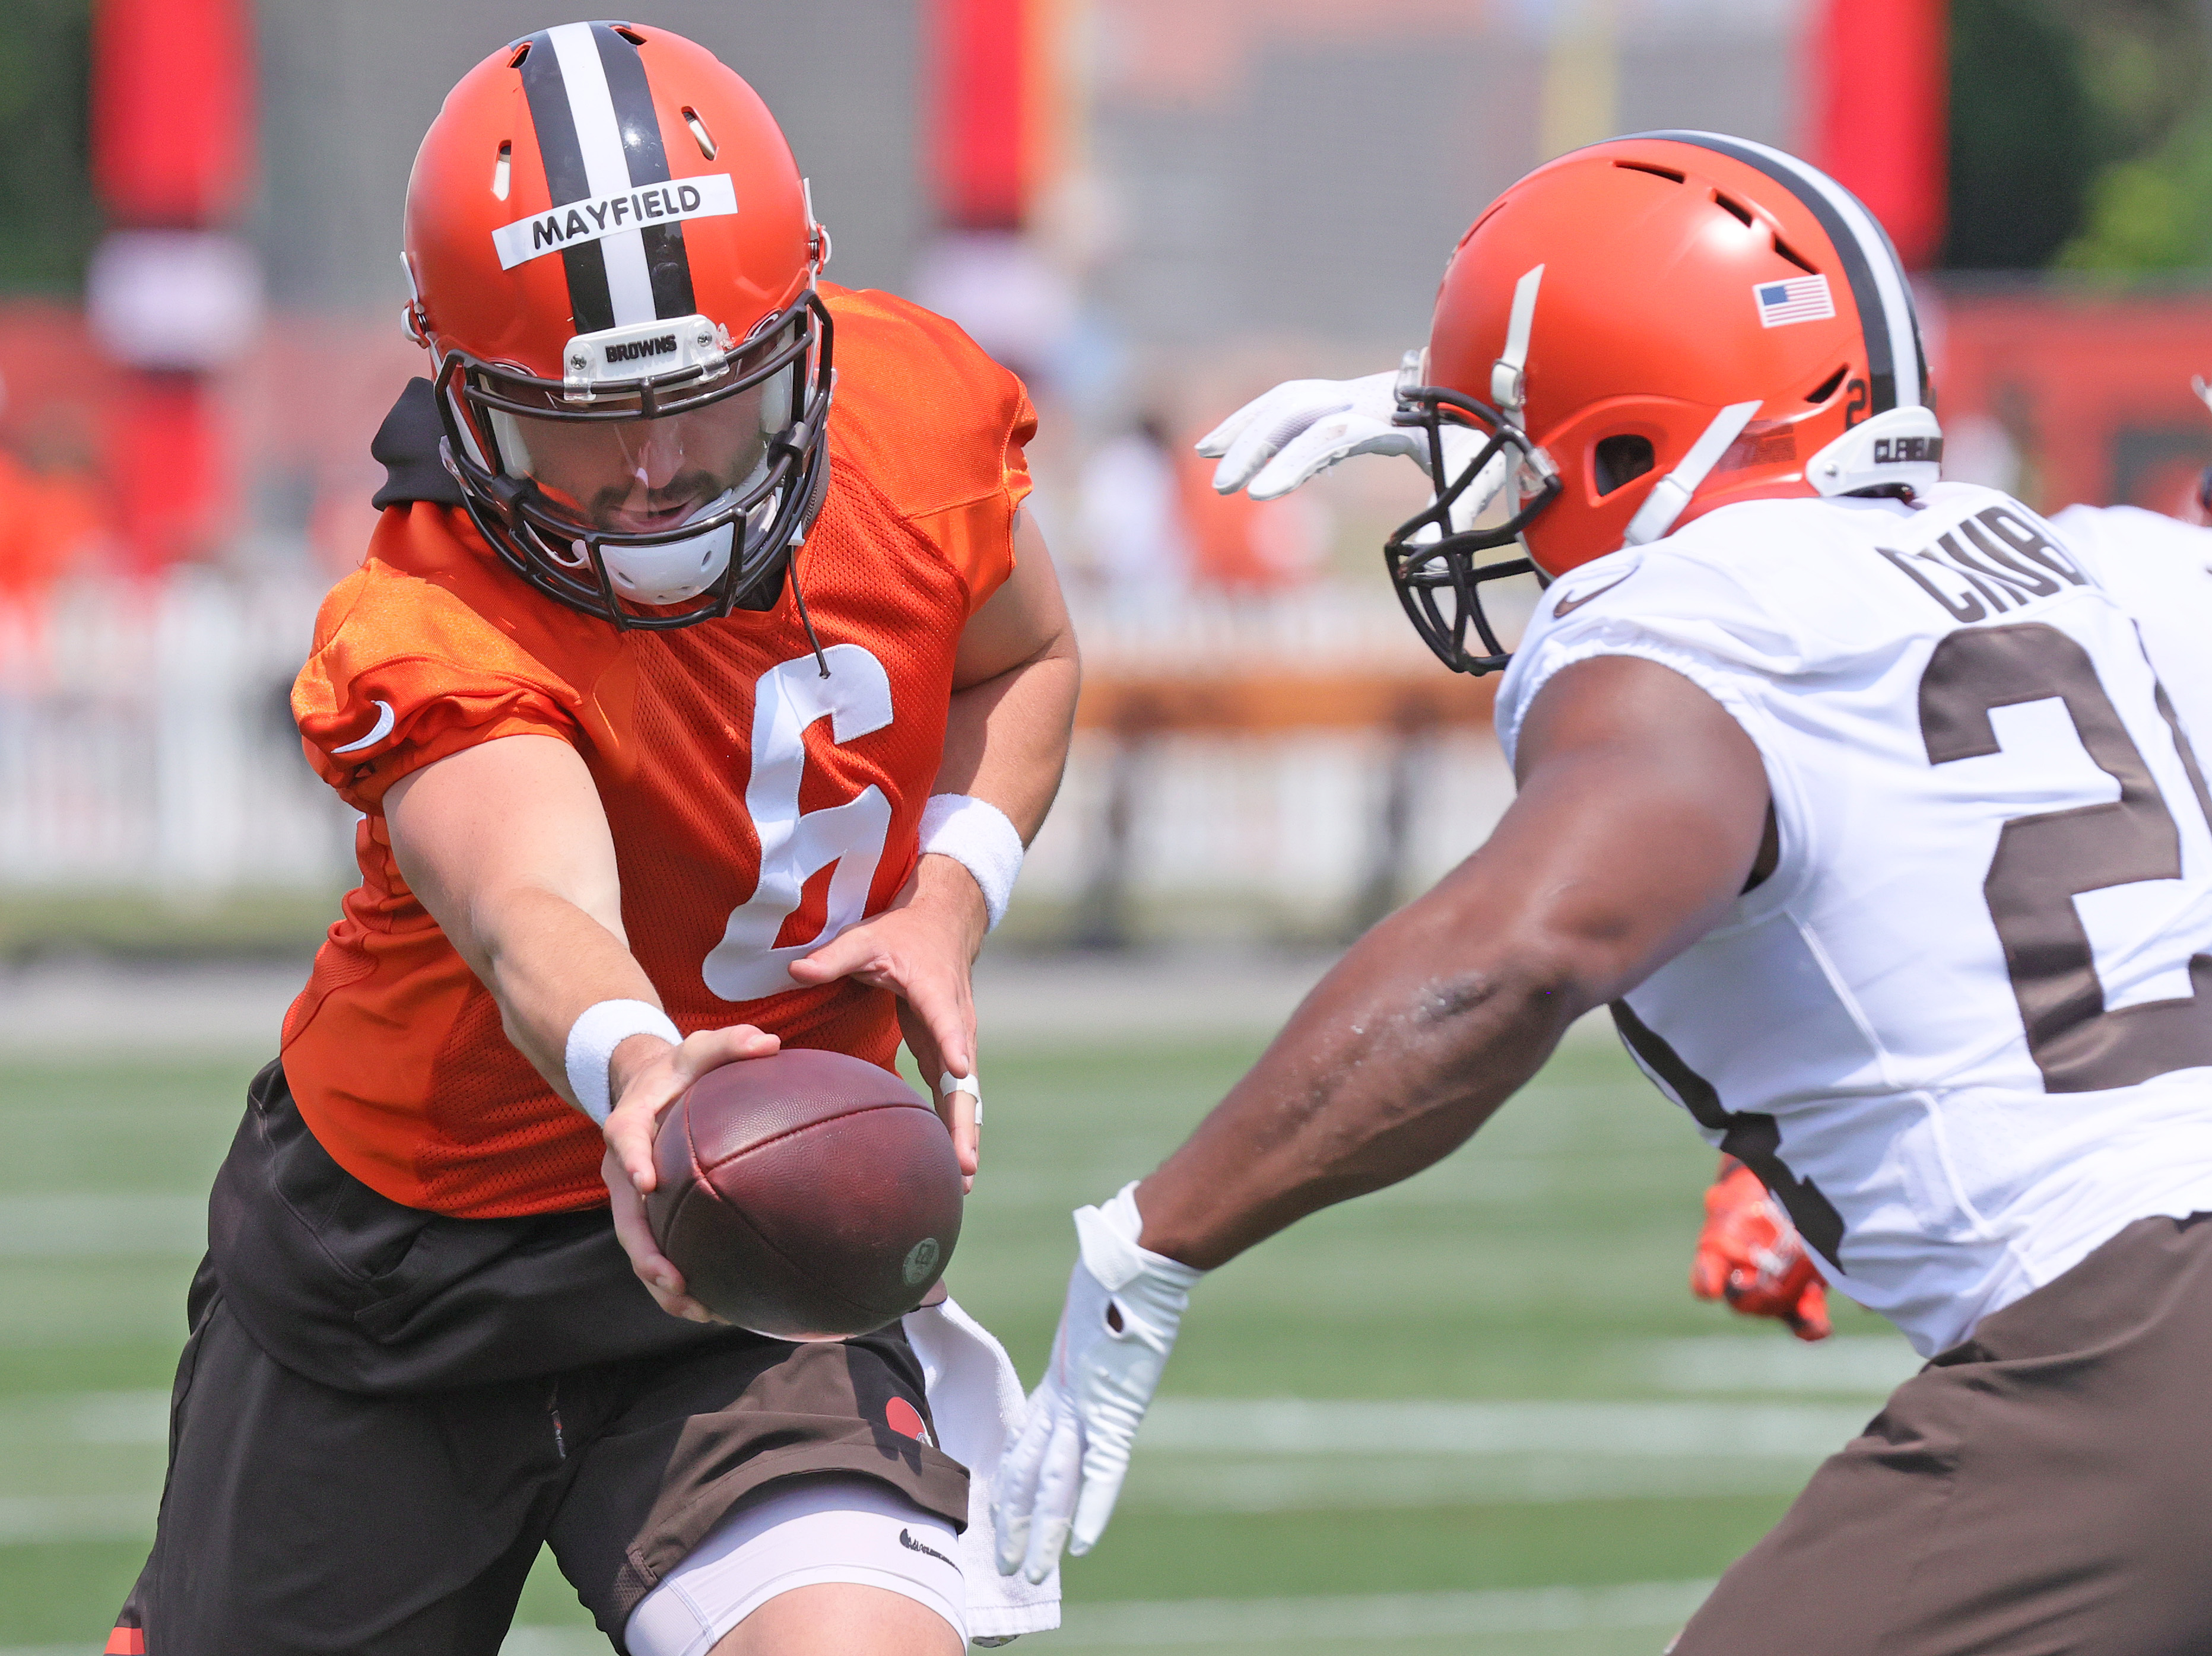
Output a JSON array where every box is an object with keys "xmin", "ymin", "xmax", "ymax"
[
  {"xmin": 563, "ymin": 999, "xmax": 681, "ymax": 1126},
  {"xmin": 919, "ymin": 792, "xmax": 1023, "ymax": 931}
]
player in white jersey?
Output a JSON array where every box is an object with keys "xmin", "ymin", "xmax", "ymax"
[
  {"xmin": 993, "ymin": 132, "xmax": 2212, "ymax": 1654},
  {"xmin": 1689, "ymin": 497, "xmax": 2212, "ymax": 1347}
]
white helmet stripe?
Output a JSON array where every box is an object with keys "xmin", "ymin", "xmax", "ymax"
[
  {"xmin": 1630, "ymin": 130, "xmax": 1925, "ymax": 415},
  {"xmin": 545, "ymin": 23, "xmax": 657, "ymax": 328}
]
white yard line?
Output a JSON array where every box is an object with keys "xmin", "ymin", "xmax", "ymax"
[
  {"xmin": 493, "ymin": 1579, "xmax": 1718, "ymax": 1652},
  {"xmin": 0, "ymin": 1495, "xmax": 151, "ymax": 1544},
  {"xmin": 1139, "ymin": 1397, "xmax": 1874, "ymax": 1457},
  {"xmin": 1123, "ymin": 1456, "xmax": 1812, "ymax": 1511},
  {"xmin": 0, "ymin": 1390, "xmax": 1871, "ymax": 1536},
  {"xmin": 0, "ymin": 1391, "xmax": 169, "ymax": 1446},
  {"xmin": 0, "ymin": 1196, "xmax": 205, "ymax": 1259},
  {"xmin": 0, "ymin": 951, "xmax": 1629, "ymax": 1054},
  {"xmin": 1052, "ymin": 1579, "xmax": 1716, "ymax": 1645},
  {"xmin": 1640, "ymin": 1333, "xmax": 1922, "ymax": 1396}
]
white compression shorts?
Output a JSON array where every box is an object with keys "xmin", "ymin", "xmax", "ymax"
[{"xmin": 623, "ymin": 1475, "xmax": 967, "ymax": 1656}]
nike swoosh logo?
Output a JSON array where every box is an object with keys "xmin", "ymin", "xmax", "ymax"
[
  {"xmin": 1551, "ymin": 569, "xmax": 1637, "ymax": 618},
  {"xmin": 330, "ymin": 700, "xmax": 395, "ymax": 755},
  {"xmin": 899, "ymin": 1528, "xmax": 956, "ymax": 1568}
]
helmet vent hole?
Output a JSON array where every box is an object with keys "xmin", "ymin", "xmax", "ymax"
[
  {"xmin": 1713, "ymin": 192, "xmax": 1754, "ymax": 227},
  {"xmin": 491, "ymin": 141, "xmax": 511, "ymax": 202},
  {"xmin": 612, "ymin": 23, "xmax": 647, "ymax": 45},
  {"xmin": 1614, "ymin": 160, "xmax": 1684, "ymax": 184},
  {"xmin": 1771, "ymin": 236, "xmax": 1817, "ymax": 275},
  {"xmin": 1594, "ymin": 435, "xmax": 1657, "ymax": 497},
  {"xmin": 681, "ymin": 106, "xmax": 718, "ymax": 160},
  {"xmin": 507, "ymin": 41, "xmax": 531, "ymax": 68},
  {"xmin": 1805, "ymin": 365, "xmax": 1849, "ymax": 405}
]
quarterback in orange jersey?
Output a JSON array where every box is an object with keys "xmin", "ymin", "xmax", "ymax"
[{"xmin": 112, "ymin": 23, "xmax": 1074, "ymax": 1656}]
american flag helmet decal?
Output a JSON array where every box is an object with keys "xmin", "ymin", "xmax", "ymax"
[
  {"xmin": 1753, "ymin": 274, "xmax": 1837, "ymax": 328},
  {"xmin": 1635, "ymin": 130, "xmax": 1929, "ymax": 417}
]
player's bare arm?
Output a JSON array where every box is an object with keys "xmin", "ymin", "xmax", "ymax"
[
  {"xmin": 1132, "ymin": 653, "xmax": 1767, "ymax": 1269},
  {"xmin": 383, "ymin": 735, "xmax": 764, "ymax": 1321},
  {"xmin": 789, "ymin": 510, "xmax": 1080, "ymax": 1182},
  {"xmin": 991, "ymin": 653, "xmax": 1769, "ymax": 1578}
]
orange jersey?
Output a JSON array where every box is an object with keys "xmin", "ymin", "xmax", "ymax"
[{"xmin": 284, "ymin": 287, "xmax": 1034, "ymax": 1218}]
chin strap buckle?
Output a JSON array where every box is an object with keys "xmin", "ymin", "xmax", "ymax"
[
  {"xmin": 1489, "ymin": 263, "xmax": 1545, "ymax": 419},
  {"xmin": 1395, "ymin": 345, "xmax": 1429, "ymax": 405},
  {"xmin": 803, "ymin": 178, "xmax": 833, "ymax": 271}
]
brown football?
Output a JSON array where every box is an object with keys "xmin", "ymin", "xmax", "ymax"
[{"xmin": 646, "ymin": 1048, "xmax": 963, "ymax": 1339}]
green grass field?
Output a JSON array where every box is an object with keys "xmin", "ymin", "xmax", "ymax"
[{"xmin": 0, "ymin": 1024, "xmax": 1918, "ymax": 1654}]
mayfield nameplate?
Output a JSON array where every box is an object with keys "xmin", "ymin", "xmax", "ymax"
[{"xmin": 492, "ymin": 173, "xmax": 739, "ymax": 271}]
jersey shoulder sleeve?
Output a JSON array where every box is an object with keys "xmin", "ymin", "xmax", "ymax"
[
  {"xmin": 821, "ymin": 284, "xmax": 1036, "ymax": 614},
  {"xmin": 292, "ymin": 505, "xmax": 601, "ymax": 812},
  {"xmin": 1495, "ymin": 514, "xmax": 1817, "ymax": 765},
  {"xmin": 2053, "ymin": 503, "xmax": 2212, "ymax": 593},
  {"xmin": 2053, "ymin": 503, "xmax": 2212, "ymax": 731},
  {"xmin": 1496, "ymin": 488, "xmax": 2115, "ymax": 766}
]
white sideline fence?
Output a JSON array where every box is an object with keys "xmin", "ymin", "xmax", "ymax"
[
  {"xmin": 0, "ymin": 575, "xmax": 1518, "ymax": 925},
  {"xmin": 0, "ymin": 571, "xmax": 354, "ymax": 893}
]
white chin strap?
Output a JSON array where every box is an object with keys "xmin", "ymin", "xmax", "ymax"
[
  {"xmin": 1619, "ymin": 401, "xmax": 1946, "ymax": 551},
  {"xmin": 1621, "ymin": 401, "xmax": 1764, "ymax": 547},
  {"xmin": 588, "ymin": 490, "xmax": 741, "ymax": 605}
]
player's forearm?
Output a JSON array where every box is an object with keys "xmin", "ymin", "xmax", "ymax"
[
  {"xmin": 1135, "ymin": 899, "xmax": 1595, "ymax": 1270},
  {"xmin": 462, "ymin": 883, "xmax": 665, "ymax": 1106},
  {"xmin": 933, "ymin": 631, "xmax": 1080, "ymax": 841},
  {"xmin": 1134, "ymin": 662, "xmax": 1771, "ymax": 1271},
  {"xmin": 384, "ymin": 736, "xmax": 667, "ymax": 1112}
]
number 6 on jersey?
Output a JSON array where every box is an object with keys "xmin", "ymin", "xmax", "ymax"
[{"xmin": 705, "ymin": 645, "xmax": 894, "ymax": 1002}]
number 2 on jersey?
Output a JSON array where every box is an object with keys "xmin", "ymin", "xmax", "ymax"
[
  {"xmin": 704, "ymin": 645, "xmax": 894, "ymax": 1003},
  {"xmin": 1920, "ymin": 622, "xmax": 2212, "ymax": 1092}
]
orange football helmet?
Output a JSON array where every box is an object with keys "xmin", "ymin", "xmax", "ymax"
[
  {"xmin": 401, "ymin": 22, "xmax": 833, "ymax": 628},
  {"xmin": 1388, "ymin": 131, "xmax": 1941, "ymax": 673}
]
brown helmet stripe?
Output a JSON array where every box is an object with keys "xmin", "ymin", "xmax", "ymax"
[
  {"xmin": 1629, "ymin": 129, "xmax": 1927, "ymax": 417},
  {"xmin": 591, "ymin": 24, "xmax": 698, "ymax": 320},
  {"xmin": 516, "ymin": 27, "xmax": 617, "ymax": 333}
]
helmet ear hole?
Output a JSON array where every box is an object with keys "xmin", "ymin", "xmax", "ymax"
[{"xmin": 1593, "ymin": 434, "xmax": 1656, "ymax": 497}]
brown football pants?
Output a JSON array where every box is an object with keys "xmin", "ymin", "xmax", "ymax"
[{"xmin": 1673, "ymin": 1212, "xmax": 2212, "ymax": 1656}]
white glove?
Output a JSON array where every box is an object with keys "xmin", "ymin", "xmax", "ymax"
[
  {"xmin": 992, "ymin": 1182, "xmax": 1202, "ymax": 1582},
  {"xmin": 1195, "ymin": 366, "xmax": 1494, "ymax": 507}
]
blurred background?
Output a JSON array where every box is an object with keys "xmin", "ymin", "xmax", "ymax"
[{"xmin": 1, "ymin": 0, "xmax": 2208, "ymax": 1651}]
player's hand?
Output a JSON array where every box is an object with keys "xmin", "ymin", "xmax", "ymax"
[
  {"xmin": 994, "ymin": 1183, "xmax": 1203, "ymax": 1582},
  {"xmin": 601, "ymin": 1024, "xmax": 781, "ymax": 1322},
  {"xmin": 1691, "ymin": 1158, "xmax": 1832, "ymax": 1342},
  {"xmin": 788, "ymin": 854, "xmax": 984, "ymax": 1189},
  {"xmin": 1196, "ymin": 367, "xmax": 1493, "ymax": 503}
]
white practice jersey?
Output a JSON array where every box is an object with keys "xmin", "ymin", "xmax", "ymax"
[{"xmin": 1496, "ymin": 483, "xmax": 2212, "ymax": 1355}]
